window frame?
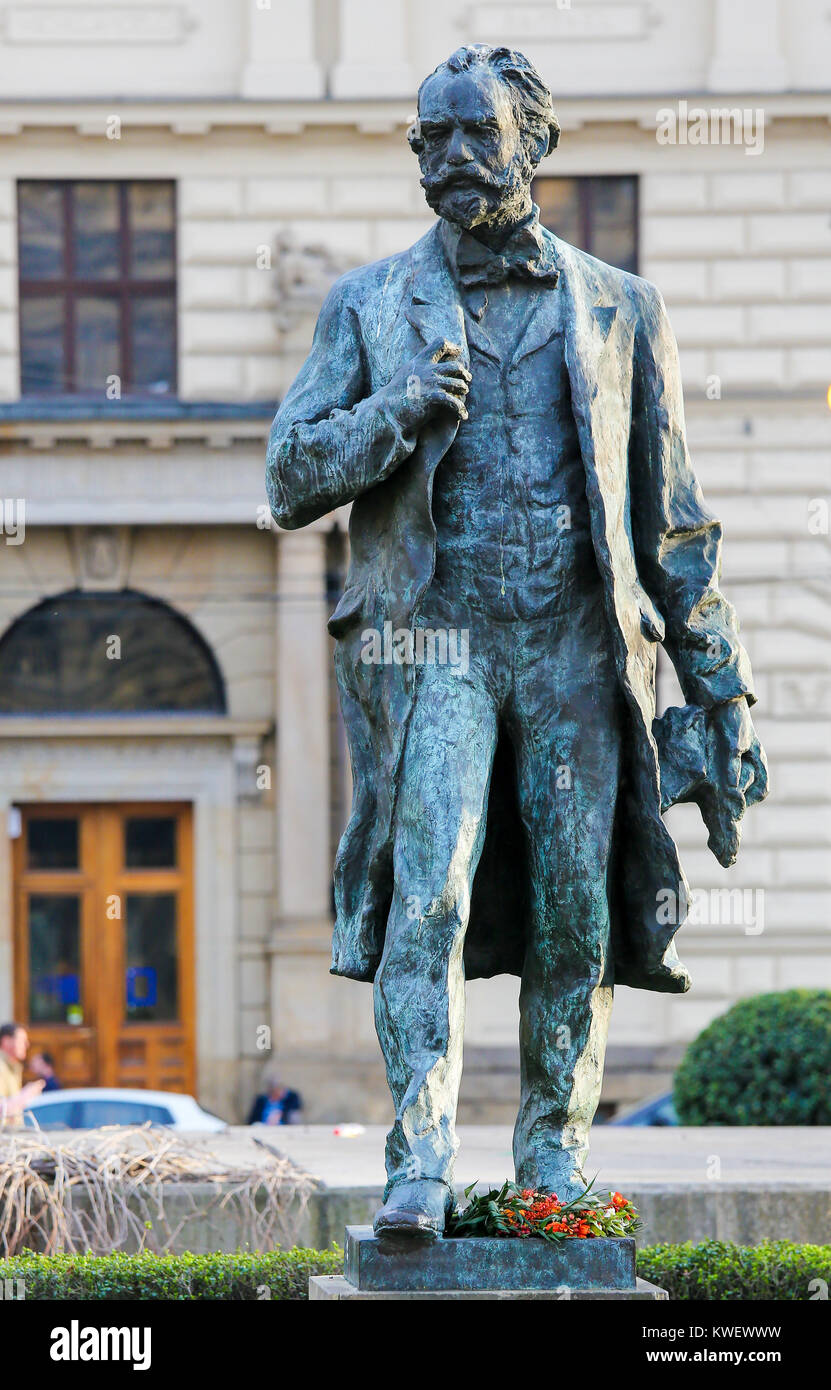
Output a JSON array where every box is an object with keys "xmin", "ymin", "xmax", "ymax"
[{"xmin": 17, "ymin": 179, "xmax": 178, "ymax": 398}]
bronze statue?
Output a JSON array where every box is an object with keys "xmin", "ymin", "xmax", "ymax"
[{"xmin": 267, "ymin": 44, "xmax": 768, "ymax": 1242}]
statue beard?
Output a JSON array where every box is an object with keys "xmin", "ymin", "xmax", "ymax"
[{"xmin": 420, "ymin": 152, "xmax": 533, "ymax": 234}]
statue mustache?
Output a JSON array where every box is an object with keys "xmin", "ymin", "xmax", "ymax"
[{"xmin": 421, "ymin": 167, "xmax": 505, "ymax": 196}]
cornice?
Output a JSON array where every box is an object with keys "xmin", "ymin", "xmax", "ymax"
[
  {"xmin": 0, "ymin": 716, "xmax": 274, "ymax": 738},
  {"xmin": 0, "ymin": 92, "xmax": 830, "ymax": 138},
  {"xmin": 0, "ymin": 416, "xmax": 270, "ymax": 451}
]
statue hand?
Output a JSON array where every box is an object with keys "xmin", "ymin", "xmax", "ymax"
[
  {"xmin": 389, "ymin": 337, "xmax": 471, "ymax": 431},
  {"xmin": 703, "ymin": 697, "xmax": 769, "ymax": 867}
]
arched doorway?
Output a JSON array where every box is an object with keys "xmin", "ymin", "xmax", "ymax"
[{"xmin": 3, "ymin": 590, "xmax": 226, "ymax": 1093}]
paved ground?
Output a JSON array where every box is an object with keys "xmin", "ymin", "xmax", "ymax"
[
  {"xmin": 249, "ymin": 1124, "xmax": 831, "ymax": 1191},
  {"xmin": 139, "ymin": 1126, "xmax": 831, "ymax": 1246}
]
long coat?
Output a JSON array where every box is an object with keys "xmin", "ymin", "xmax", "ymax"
[{"xmin": 267, "ymin": 222, "xmax": 755, "ymax": 994}]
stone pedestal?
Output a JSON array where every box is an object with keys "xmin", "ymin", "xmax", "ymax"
[{"xmin": 309, "ymin": 1225, "xmax": 668, "ymax": 1301}]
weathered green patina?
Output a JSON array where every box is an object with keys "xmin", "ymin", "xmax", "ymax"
[{"xmin": 266, "ymin": 44, "xmax": 768, "ymax": 1240}]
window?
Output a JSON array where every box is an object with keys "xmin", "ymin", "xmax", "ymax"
[
  {"xmin": 17, "ymin": 181, "xmax": 176, "ymax": 396},
  {"xmin": 27, "ymin": 817, "xmax": 79, "ymax": 871},
  {"xmin": 532, "ymin": 175, "xmax": 638, "ymax": 274},
  {"xmin": 125, "ymin": 816, "xmax": 177, "ymax": 869},
  {"xmin": 0, "ymin": 590, "xmax": 225, "ymax": 715},
  {"xmin": 24, "ymin": 1101, "xmax": 78, "ymax": 1129},
  {"xmin": 76, "ymin": 1100, "xmax": 174, "ymax": 1128}
]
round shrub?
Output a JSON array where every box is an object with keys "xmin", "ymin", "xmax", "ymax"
[{"xmin": 673, "ymin": 989, "xmax": 831, "ymax": 1125}]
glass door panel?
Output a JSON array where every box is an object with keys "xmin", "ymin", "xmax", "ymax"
[
  {"xmin": 124, "ymin": 815, "xmax": 176, "ymax": 868},
  {"xmin": 125, "ymin": 892, "xmax": 178, "ymax": 1022},
  {"xmin": 27, "ymin": 816, "xmax": 79, "ymax": 870},
  {"xmin": 27, "ymin": 893, "xmax": 82, "ymax": 1023}
]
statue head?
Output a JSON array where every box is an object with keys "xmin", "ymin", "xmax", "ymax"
[{"xmin": 409, "ymin": 44, "xmax": 560, "ymax": 235}]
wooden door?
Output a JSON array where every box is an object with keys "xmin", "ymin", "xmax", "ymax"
[{"xmin": 13, "ymin": 804, "xmax": 195, "ymax": 1094}]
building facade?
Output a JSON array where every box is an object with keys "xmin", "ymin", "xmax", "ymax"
[{"xmin": 0, "ymin": 0, "xmax": 828, "ymax": 1120}]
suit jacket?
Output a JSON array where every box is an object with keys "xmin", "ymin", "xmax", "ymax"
[{"xmin": 267, "ymin": 222, "xmax": 755, "ymax": 993}]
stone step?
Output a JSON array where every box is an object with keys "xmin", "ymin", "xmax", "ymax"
[{"xmin": 310, "ymin": 1274, "xmax": 668, "ymax": 1300}]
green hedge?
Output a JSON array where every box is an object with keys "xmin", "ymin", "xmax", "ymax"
[
  {"xmin": 0, "ymin": 1248, "xmax": 343, "ymax": 1300},
  {"xmin": 638, "ymin": 1240, "xmax": 831, "ymax": 1300},
  {"xmin": 2, "ymin": 1240, "xmax": 829, "ymax": 1299},
  {"xmin": 674, "ymin": 989, "xmax": 831, "ymax": 1125}
]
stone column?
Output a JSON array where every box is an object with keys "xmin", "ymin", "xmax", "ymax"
[
  {"xmin": 241, "ymin": 0, "xmax": 323, "ymax": 99},
  {"xmin": 274, "ymin": 528, "xmax": 331, "ymax": 930},
  {"xmin": 707, "ymin": 0, "xmax": 787, "ymax": 91},
  {"xmin": 268, "ymin": 528, "xmax": 335, "ymax": 1102},
  {"xmin": 331, "ymin": 0, "xmax": 414, "ymax": 98},
  {"xmin": 269, "ymin": 527, "xmax": 384, "ymax": 1120}
]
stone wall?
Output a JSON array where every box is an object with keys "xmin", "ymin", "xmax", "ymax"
[{"xmin": 0, "ymin": 525, "xmax": 276, "ymax": 1121}]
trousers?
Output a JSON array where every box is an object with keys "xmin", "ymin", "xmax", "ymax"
[{"xmin": 374, "ymin": 581, "xmax": 623, "ymax": 1197}]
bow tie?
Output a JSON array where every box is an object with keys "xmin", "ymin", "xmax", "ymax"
[{"xmin": 453, "ymin": 221, "xmax": 560, "ymax": 293}]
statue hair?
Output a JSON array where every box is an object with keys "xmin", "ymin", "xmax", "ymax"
[{"xmin": 409, "ymin": 44, "xmax": 560, "ymax": 167}]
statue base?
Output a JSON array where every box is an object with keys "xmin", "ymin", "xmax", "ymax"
[{"xmin": 309, "ymin": 1225, "xmax": 668, "ymax": 1300}]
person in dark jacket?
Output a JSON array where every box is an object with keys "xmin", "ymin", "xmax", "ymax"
[
  {"xmin": 30, "ymin": 1051, "xmax": 61, "ymax": 1092},
  {"xmin": 247, "ymin": 1081, "xmax": 301, "ymax": 1126}
]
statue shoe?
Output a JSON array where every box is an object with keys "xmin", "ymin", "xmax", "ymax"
[{"xmin": 373, "ymin": 1179, "xmax": 452, "ymax": 1243}]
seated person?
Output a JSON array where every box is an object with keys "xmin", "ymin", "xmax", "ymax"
[{"xmin": 247, "ymin": 1080, "xmax": 302, "ymax": 1126}]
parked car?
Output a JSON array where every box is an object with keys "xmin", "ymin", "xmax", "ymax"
[
  {"xmin": 22, "ymin": 1088, "xmax": 227, "ymax": 1132},
  {"xmin": 607, "ymin": 1092, "xmax": 679, "ymax": 1126}
]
